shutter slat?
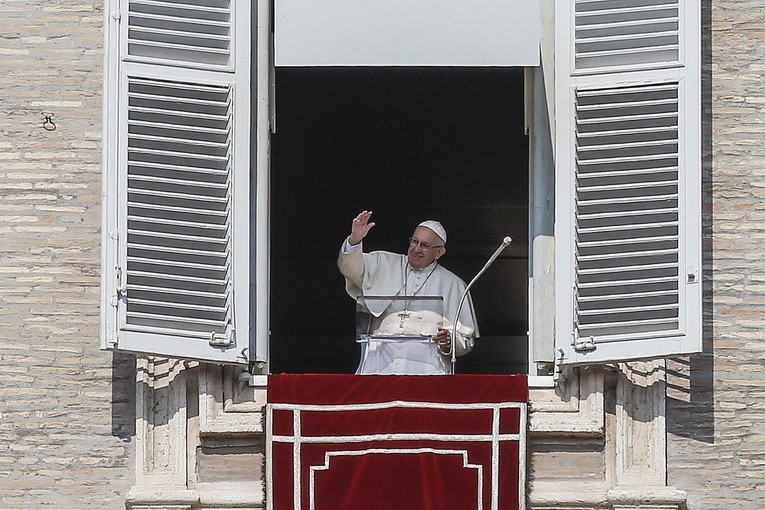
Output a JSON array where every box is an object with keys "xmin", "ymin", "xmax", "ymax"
[
  {"xmin": 578, "ymin": 261, "xmax": 678, "ymax": 276},
  {"xmin": 578, "ymin": 248, "xmax": 677, "ymax": 262},
  {"xmin": 128, "ymin": 269, "xmax": 227, "ymax": 286},
  {"xmin": 127, "ymin": 215, "xmax": 229, "ymax": 232},
  {"xmin": 575, "ymin": 193, "xmax": 678, "ymax": 207},
  {"xmin": 578, "ymin": 303, "xmax": 678, "ymax": 317},
  {"xmin": 577, "ymin": 153, "xmax": 678, "ymax": 167},
  {"xmin": 129, "ymin": 161, "xmax": 228, "ymax": 177},
  {"xmin": 576, "ymin": 97, "xmax": 677, "ymax": 112},
  {"xmin": 578, "ymin": 207, "xmax": 677, "ymax": 221},
  {"xmin": 128, "ymin": 297, "xmax": 229, "ymax": 314},
  {"xmin": 130, "ymin": 91, "xmax": 231, "ymax": 108},
  {"xmin": 578, "ymin": 235, "xmax": 678, "ymax": 249},
  {"xmin": 128, "ymin": 39, "xmax": 230, "ymax": 57},
  {"xmin": 577, "ymin": 166, "xmax": 676, "ymax": 179},
  {"xmin": 129, "ymin": 13, "xmax": 229, "ymax": 29},
  {"xmin": 576, "ymin": 180, "xmax": 677, "ymax": 193},
  {"xmin": 126, "ymin": 311, "xmax": 226, "ymax": 328},
  {"xmin": 577, "ymin": 125, "xmax": 677, "ymax": 139},
  {"xmin": 129, "ymin": 174, "xmax": 230, "ymax": 190},
  {"xmin": 578, "ymin": 289, "xmax": 677, "ymax": 302},
  {"xmin": 130, "ymin": 119, "xmax": 229, "ymax": 136},
  {"xmin": 575, "ymin": 5, "xmax": 678, "ymax": 22},
  {"xmin": 130, "ymin": 106, "xmax": 229, "ymax": 122},
  {"xmin": 129, "ymin": 26, "xmax": 230, "ymax": 43},
  {"xmin": 131, "ymin": 0, "xmax": 230, "ymax": 15},
  {"xmin": 127, "ymin": 256, "xmax": 229, "ymax": 272},
  {"xmin": 128, "ymin": 284, "xmax": 227, "ymax": 300},
  {"xmin": 576, "ymin": 317, "xmax": 678, "ymax": 332},
  {"xmin": 128, "ymin": 243, "xmax": 227, "ymax": 260},
  {"xmin": 578, "ymin": 274, "xmax": 677, "ymax": 289},
  {"xmin": 577, "ymin": 139, "xmax": 677, "ymax": 154},
  {"xmin": 128, "ymin": 189, "xmax": 229, "ymax": 204},
  {"xmin": 128, "ymin": 134, "xmax": 229, "ymax": 151},
  {"xmin": 577, "ymin": 111, "xmax": 677, "ymax": 126},
  {"xmin": 577, "ymin": 44, "xmax": 679, "ymax": 61},
  {"xmin": 575, "ymin": 29, "xmax": 678, "ymax": 45},
  {"xmin": 577, "ymin": 83, "xmax": 678, "ymax": 97},
  {"xmin": 577, "ymin": 222, "xmax": 678, "ymax": 235},
  {"xmin": 128, "ymin": 148, "xmax": 228, "ymax": 164},
  {"xmin": 120, "ymin": 323, "xmax": 218, "ymax": 339},
  {"xmin": 575, "ymin": 3, "xmax": 678, "ymax": 17},
  {"xmin": 127, "ymin": 203, "xmax": 229, "ymax": 218},
  {"xmin": 128, "ymin": 228, "xmax": 228, "ymax": 245}
]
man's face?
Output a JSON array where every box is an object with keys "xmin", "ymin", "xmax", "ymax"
[{"xmin": 407, "ymin": 226, "xmax": 446, "ymax": 270}]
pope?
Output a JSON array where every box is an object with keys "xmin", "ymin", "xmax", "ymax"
[{"xmin": 338, "ymin": 210, "xmax": 479, "ymax": 374}]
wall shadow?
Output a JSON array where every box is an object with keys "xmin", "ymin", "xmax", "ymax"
[
  {"xmin": 111, "ymin": 351, "xmax": 136, "ymax": 441},
  {"xmin": 665, "ymin": 0, "xmax": 714, "ymax": 443}
]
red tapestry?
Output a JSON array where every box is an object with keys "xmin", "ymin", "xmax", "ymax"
[{"xmin": 266, "ymin": 374, "xmax": 528, "ymax": 510}]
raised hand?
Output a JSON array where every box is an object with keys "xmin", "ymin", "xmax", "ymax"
[{"xmin": 349, "ymin": 210, "xmax": 376, "ymax": 245}]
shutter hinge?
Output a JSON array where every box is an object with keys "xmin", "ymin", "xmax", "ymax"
[
  {"xmin": 209, "ymin": 331, "xmax": 232, "ymax": 347},
  {"xmin": 111, "ymin": 265, "xmax": 126, "ymax": 306},
  {"xmin": 572, "ymin": 333, "xmax": 596, "ymax": 352},
  {"xmin": 553, "ymin": 348, "xmax": 567, "ymax": 383}
]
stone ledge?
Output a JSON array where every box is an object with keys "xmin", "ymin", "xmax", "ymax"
[
  {"xmin": 127, "ymin": 486, "xmax": 264, "ymax": 509},
  {"xmin": 529, "ymin": 482, "xmax": 686, "ymax": 509}
]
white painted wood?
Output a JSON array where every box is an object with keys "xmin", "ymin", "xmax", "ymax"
[
  {"xmin": 554, "ymin": 0, "xmax": 701, "ymax": 366},
  {"xmin": 253, "ymin": 0, "xmax": 272, "ymax": 371},
  {"xmin": 274, "ymin": 0, "xmax": 540, "ymax": 66},
  {"xmin": 539, "ymin": 0, "xmax": 556, "ymax": 151},
  {"xmin": 529, "ymin": 66, "xmax": 556, "ymax": 367},
  {"xmin": 102, "ymin": 0, "xmax": 253, "ymax": 364},
  {"xmin": 101, "ymin": 0, "xmax": 121, "ymax": 352}
]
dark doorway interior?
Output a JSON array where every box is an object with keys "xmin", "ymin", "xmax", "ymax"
[{"xmin": 269, "ymin": 67, "xmax": 528, "ymax": 374}]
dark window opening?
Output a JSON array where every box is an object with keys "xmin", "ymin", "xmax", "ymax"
[{"xmin": 269, "ymin": 67, "xmax": 528, "ymax": 374}]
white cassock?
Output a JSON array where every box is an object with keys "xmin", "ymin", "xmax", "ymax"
[{"xmin": 338, "ymin": 239, "xmax": 479, "ymax": 375}]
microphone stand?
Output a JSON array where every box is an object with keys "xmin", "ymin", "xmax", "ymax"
[{"xmin": 450, "ymin": 237, "xmax": 512, "ymax": 373}]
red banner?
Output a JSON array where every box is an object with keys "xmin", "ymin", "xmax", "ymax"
[{"xmin": 267, "ymin": 374, "xmax": 528, "ymax": 510}]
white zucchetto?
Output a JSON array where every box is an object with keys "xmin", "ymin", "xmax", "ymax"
[{"xmin": 417, "ymin": 220, "xmax": 447, "ymax": 244}]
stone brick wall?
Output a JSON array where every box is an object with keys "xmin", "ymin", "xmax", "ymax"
[
  {"xmin": 0, "ymin": 1, "xmax": 134, "ymax": 507},
  {"xmin": 2, "ymin": 0, "xmax": 765, "ymax": 509},
  {"xmin": 666, "ymin": 1, "xmax": 765, "ymax": 509}
]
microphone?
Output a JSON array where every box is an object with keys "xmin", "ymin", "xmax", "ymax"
[{"xmin": 449, "ymin": 236, "xmax": 512, "ymax": 370}]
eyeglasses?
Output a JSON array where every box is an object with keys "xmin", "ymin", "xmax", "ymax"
[{"xmin": 408, "ymin": 237, "xmax": 444, "ymax": 251}]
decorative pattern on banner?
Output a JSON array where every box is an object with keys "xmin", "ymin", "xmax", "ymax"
[{"xmin": 266, "ymin": 374, "xmax": 528, "ymax": 510}]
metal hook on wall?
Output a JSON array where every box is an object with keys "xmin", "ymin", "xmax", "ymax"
[{"xmin": 42, "ymin": 113, "xmax": 56, "ymax": 131}]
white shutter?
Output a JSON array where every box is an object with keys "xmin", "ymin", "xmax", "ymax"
[
  {"xmin": 554, "ymin": 0, "xmax": 701, "ymax": 365},
  {"xmin": 102, "ymin": 0, "xmax": 252, "ymax": 364}
]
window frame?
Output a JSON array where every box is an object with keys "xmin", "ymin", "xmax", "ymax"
[{"xmin": 102, "ymin": 0, "xmax": 702, "ymax": 376}]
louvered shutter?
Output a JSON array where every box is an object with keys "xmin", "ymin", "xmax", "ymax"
[
  {"xmin": 554, "ymin": 0, "xmax": 701, "ymax": 365},
  {"xmin": 102, "ymin": 0, "xmax": 252, "ymax": 364}
]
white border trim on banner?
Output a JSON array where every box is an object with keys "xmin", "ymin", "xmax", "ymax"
[{"xmin": 266, "ymin": 400, "xmax": 527, "ymax": 510}]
